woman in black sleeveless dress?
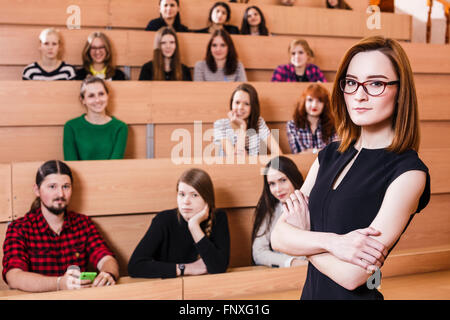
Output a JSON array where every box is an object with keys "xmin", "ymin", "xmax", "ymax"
[{"xmin": 271, "ymin": 36, "xmax": 430, "ymax": 300}]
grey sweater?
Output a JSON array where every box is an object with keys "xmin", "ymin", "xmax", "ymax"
[
  {"xmin": 193, "ymin": 60, "xmax": 247, "ymax": 82},
  {"xmin": 252, "ymin": 202, "xmax": 306, "ymax": 268}
]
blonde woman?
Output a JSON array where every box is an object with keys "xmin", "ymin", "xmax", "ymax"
[
  {"xmin": 22, "ymin": 28, "xmax": 76, "ymax": 80},
  {"xmin": 271, "ymin": 39, "xmax": 326, "ymax": 82},
  {"xmin": 76, "ymin": 32, "xmax": 126, "ymax": 81}
]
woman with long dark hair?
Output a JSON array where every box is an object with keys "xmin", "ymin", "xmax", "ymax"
[
  {"xmin": 194, "ymin": 29, "xmax": 246, "ymax": 82},
  {"xmin": 139, "ymin": 27, "xmax": 191, "ymax": 81},
  {"xmin": 195, "ymin": 1, "xmax": 239, "ymax": 34},
  {"xmin": 128, "ymin": 168, "xmax": 230, "ymax": 278},
  {"xmin": 240, "ymin": 6, "xmax": 269, "ymax": 36},
  {"xmin": 252, "ymin": 156, "xmax": 305, "ymax": 268},
  {"xmin": 214, "ymin": 83, "xmax": 281, "ymax": 156}
]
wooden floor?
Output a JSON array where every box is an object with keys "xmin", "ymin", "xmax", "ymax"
[
  {"xmin": 228, "ymin": 270, "xmax": 450, "ymax": 300},
  {"xmin": 381, "ymin": 270, "xmax": 450, "ymax": 300}
]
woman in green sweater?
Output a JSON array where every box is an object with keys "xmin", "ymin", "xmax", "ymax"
[{"xmin": 63, "ymin": 76, "xmax": 128, "ymax": 160}]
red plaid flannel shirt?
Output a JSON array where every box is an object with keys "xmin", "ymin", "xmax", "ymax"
[{"xmin": 2, "ymin": 208, "xmax": 114, "ymax": 282}]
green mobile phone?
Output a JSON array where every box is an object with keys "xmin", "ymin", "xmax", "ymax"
[{"xmin": 80, "ymin": 272, "xmax": 97, "ymax": 281}]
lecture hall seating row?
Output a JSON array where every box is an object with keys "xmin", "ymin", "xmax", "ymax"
[
  {"xmin": 0, "ymin": 157, "xmax": 449, "ymax": 298},
  {"xmin": 0, "ymin": 81, "xmax": 449, "ymax": 163},
  {"xmin": 0, "ymin": 0, "xmax": 411, "ymax": 40},
  {"xmin": 2, "ymin": 26, "xmax": 450, "ymax": 82}
]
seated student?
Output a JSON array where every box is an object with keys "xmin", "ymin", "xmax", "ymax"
[
  {"xmin": 240, "ymin": 6, "xmax": 269, "ymax": 36},
  {"xmin": 271, "ymin": 39, "xmax": 327, "ymax": 83},
  {"xmin": 326, "ymin": 0, "xmax": 352, "ymax": 10},
  {"xmin": 253, "ymin": 156, "xmax": 306, "ymax": 268},
  {"xmin": 145, "ymin": 0, "xmax": 189, "ymax": 32},
  {"xmin": 214, "ymin": 83, "xmax": 282, "ymax": 156},
  {"xmin": 128, "ymin": 168, "xmax": 230, "ymax": 278},
  {"xmin": 22, "ymin": 28, "xmax": 76, "ymax": 80},
  {"xmin": 2, "ymin": 160, "xmax": 119, "ymax": 292},
  {"xmin": 194, "ymin": 29, "xmax": 247, "ymax": 82},
  {"xmin": 286, "ymin": 83, "xmax": 338, "ymax": 154},
  {"xmin": 63, "ymin": 76, "xmax": 128, "ymax": 161},
  {"xmin": 194, "ymin": 1, "xmax": 239, "ymax": 34},
  {"xmin": 139, "ymin": 27, "xmax": 192, "ymax": 81},
  {"xmin": 75, "ymin": 32, "xmax": 126, "ymax": 81}
]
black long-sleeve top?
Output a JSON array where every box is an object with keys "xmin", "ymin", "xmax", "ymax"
[
  {"xmin": 127, "ymin": 208, "xmax": 230, "ymax": 278},
  {"xmin": 138, "ymin": 61, "xmax": 192, "ymax": 81}
]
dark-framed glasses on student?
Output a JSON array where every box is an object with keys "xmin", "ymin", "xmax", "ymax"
[{"xmin": 339, "ymin": 78, "xmax": 400, "ymax": 96}]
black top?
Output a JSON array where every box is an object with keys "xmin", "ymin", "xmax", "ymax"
[
  {"xmin": 301, "ymin": 141, "xmax": 430, "ymax": 300},
  {"xmin": 145, "ymin": 17, "xmax": 189, "ymax": 32},
  {"xmin": 194, "ymin": 25, "xmax": 240, "ymax": 34},
  {"xmin": 295, "ymin": 72, "xmax": 309, "ymax": 82},
  {"xmin": 138, "ymin": 60, "xmax": 192, "ymax": 81},
  {"xmin": 127, "ymin": 208, "xmax": 230, "ymax": 278},
  {"xmin": 74, "ymin": 67, "xmax": 126, "ymax": 81}
]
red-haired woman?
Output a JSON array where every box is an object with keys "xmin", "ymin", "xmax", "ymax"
[{"xmin": 286, "ymin": 84, "xmax": 337, "ymax": 154}]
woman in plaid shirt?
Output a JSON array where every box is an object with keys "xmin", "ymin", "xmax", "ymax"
[
  {"xmin": 286, "ymin": 84, "xmax": 337, "ymax": 153},
  {"xmin": 271, "ymin": 39, "xmax": 327, "ymax": 83}
]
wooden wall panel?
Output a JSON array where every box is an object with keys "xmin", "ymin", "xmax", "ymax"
[
  {"xmin": 10, "ymin": 155, "xmax": 317, "ymax": 219},
  {"xmin": 0, "ymin": 125, "xmax": 146, "ymax": 163}
]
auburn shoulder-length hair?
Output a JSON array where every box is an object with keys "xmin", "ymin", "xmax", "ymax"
[
  {"xmin": 293, "ymin": 83, "xmax": 336, "ymax": 144},
  {"xmin": 177, "ymin": 168, "xmax": 216, "ymax": 238},
  {"xmin": 81, "ymin": 32, "xmax": 116, "ymax": 79},
  {"xmin": 332, "ymin": 36, "xmax": 420, "ymax": 153},
  {"xmin": 152, "ymin": 27, "xmax": 183, "ymax": 80},
  {"xmin": 229, "ymin": 83, "xmax": 261, "ymax": 132},
  {"xmin": 205, "ymin": 29, "xmax": 238, "ymax": 75}
]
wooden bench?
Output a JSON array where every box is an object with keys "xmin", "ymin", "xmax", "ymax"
[
  {"xmin": 0, "ymin": 156, "xmax": 449, "ymax": 296},
  {"xmin": 0, "ymin": 277, "xmax": 183, "ymax": 300},
  {"xmin": 0, "ymin": 0, "xmax": 411, "ymax": 40},
  {"xmin": 0, "ymin": 81, "xmax": 449, "ymax": 162},
  {"xmin": 1, "ymin": 26, "xmax": 450, "ymax": 82},
  {"xmin": 2, "ymin": 256, "xmax": 449, "ymax": 299}
]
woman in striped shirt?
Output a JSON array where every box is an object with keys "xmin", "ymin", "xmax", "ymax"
[
  {"xmin": 214, "ymin": 83, "xmax": 281, "ymax": 156},
  {"xmin": 22, "ymin": 28, "xmax": 76, "ymax": 80},
  {"xmin": 286, "ymin": 83, "xmax": 337, "ymax": 154}
]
